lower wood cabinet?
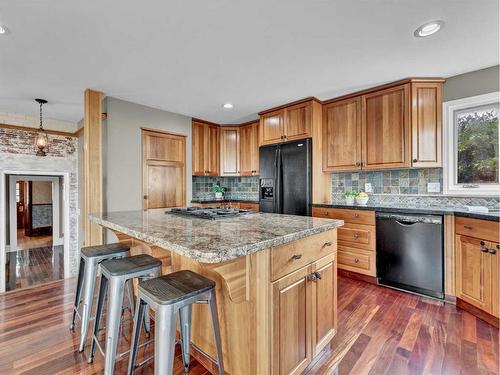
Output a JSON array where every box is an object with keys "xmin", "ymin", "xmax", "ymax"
[
  {"xmin": 456, "ymin": 232, "xmax": 499, "ymax": 320},
  {"xmin": 272, "ymin": 254, "xmax": 336, "ymax": 375}
]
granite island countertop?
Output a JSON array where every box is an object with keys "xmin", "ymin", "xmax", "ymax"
[
  {"xmin": 90, "ymin": 209, "xmax": 343, "ymax": 263},
  {"xmin": 313, "ymin": 202, "xmax": 500, "ymax": 222}
]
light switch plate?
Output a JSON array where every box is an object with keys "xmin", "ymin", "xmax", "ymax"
[
  {"xmin": 427, "ymin": 182, "xmax": 441, "ymax": 193},
  {"xmin": 365, "ymin": 183, "xmax": 373, "ymax": 193}
]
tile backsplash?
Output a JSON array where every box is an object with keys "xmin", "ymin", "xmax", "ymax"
[
  {"xmin": 192, "ymin": 176, "xmax": 259, "ymax": 201},
  {"xmin": 332, "ymin": 168, "xmax": 442, "ymax": 195}
]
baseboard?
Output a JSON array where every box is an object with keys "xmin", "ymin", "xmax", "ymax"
[
  {"xmin": 445, "ymin": 294, "xmax": 457, "ymax": 305},
  {"xmin": 338, "ymin": 269, "xmax": 378, "ymax": 285},
  {"xmin": 457, "ymin": 298, "xmax": 499, "ymax": 328}
]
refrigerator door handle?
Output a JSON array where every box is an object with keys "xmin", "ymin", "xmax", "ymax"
[{"xmin": 273, "ymin": 147, "xmax": 279, "ymax": 213}]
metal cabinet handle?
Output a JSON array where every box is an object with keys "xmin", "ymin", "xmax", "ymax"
[
  {"xmin": 324, "ymin": 241, "xmax": 333, "ymax": 247},
  {"xmin": 353, "ymin": 233, "xmax": 359, "ymax": 239},
  {"xmin": 488, "ymin": 248, "xmax": 497, "ymax": 254},
  {"xmin": 354, "ymin": 258, "xmax": 360, "ymax": 264},
  {"xmin": 413, "ymin": 159, "xmax": 418, "ymax": 163},
  {"xmin": 480, "ymin": 243, "xmax": 489, "ymax": 253},
  {"xmin": 464, "ymin": 225, "xmax": 473, "ymax": 230},
  {"xmin": 315, "ymin": 271, "xmax": 322, "ymax": 280},
  {"xmin": 307, "ymin": 273, "xmax": 317, "ymax": 282},
  {"xmin": 354, "ymin": 213, "xmax": 360, "ymax": 218},
  {"xmin": 497, "ymin": 244, "xmax": 499, "ymax": 250},
  {"xmin": 292, "ymin": 254, "xmax": 302, "ymax": 260}
]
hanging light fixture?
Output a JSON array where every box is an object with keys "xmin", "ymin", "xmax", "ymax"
[{"xmin": 34, "ymin": 98, "xmax": 48, "ymax": 156}]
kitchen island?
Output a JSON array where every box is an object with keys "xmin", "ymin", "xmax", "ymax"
[{"xmin": 91, "ymin": 209, "xmax": 343, "ymax": 375}]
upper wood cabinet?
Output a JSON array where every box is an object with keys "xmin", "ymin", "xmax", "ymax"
[
  {"xmin": 260, "ymin": 100, "xmax": 314, "ymax": 145},
  {"xmin": 192, "ymin": 120, "xmax": 219, "ymax": 176},
  {"xmin": 239, "ymin": 121, "xmax": 259, "ymax": 176},
  {"xmin": 411, "ymin": 82, "xmax": 443, "ymax": 167},
  {"xmin": 362, "ymin": 84, "xmax": 410, "ymax": 170},
  {"xmin": 322, "ymin": 79, "xmax": 444, "ymax": 172},
  {"xmin": 323, "ymin": 97, "xmax": 362, "ymax": 171},
  {"xmin": 220, "ymin": 127, "xmax": 240, "ymax": 176}
]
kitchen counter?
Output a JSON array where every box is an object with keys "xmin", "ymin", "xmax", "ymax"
[
  {"xmin": 313, "ymin": 202, "xmax": 500, "ymax": 222},
  {"xmin": 90, "ymin": 209, "xmax": 343, "ymax": 263},
  {"xmin": 91, "ymin": 209, "xmax": 342, "ymax": 375}
]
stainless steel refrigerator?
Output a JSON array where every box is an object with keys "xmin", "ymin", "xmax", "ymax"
[{"xmin": 259, "ymin": 138, "xmax": 312, "ymax": 216}]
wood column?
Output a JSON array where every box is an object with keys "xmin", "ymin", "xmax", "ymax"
[{"xmin": 83, "ymin": 89, "xmax": 103, "ymax": 246}]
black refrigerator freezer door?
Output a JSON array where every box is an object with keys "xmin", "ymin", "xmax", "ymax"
[
  {"xmin": 280, "ymin": 139, "xmax": 312, "ymax": 216},
  {"xmin": 259, "ymin": 144, "xmax": 278, "ymax": 213}
]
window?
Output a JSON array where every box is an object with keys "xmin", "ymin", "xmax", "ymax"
[{"xmin": 443, "ymin": 92, "xmax": 499, "ymax": 195}]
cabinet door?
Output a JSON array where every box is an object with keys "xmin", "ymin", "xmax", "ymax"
[
  {"xmin": 260, "ymin": 110, "xmax": 284, "ymax": 145},
  {"xmin": 192, "ymin": 121, "xmax": 206, "ymax": 176},
  {"xmin": 455, "ymin": 235, "xmax": 493, "ymax": 314},
  {"xmin": 311, "ymin": 255, "xmax": 336, "ymax": 356},
  {"xmin": 220, "ymin": 127, "xmax": 240, "ymax": 176},
  {"xmin": 250, "ymin": 122, "xmax": 260, "ymax": 174},
  {"xmin": 323, "ymin": 97, "xmax": 362, "ymax": 171},
  {"xmin": 205, "ymin": 125, "xmax": 220, "ymax": 176},
  {"xmin": 239, "ymin": 124, "xmax": 253, "ymax": 176},
  {"xmin": 411, "ymin": 82, "xmax": 442, "ymax": 167},
  {"xmin": 284, "ymin": 102, "xmax": 312, "ymax": 141},
  {"xmin": 492, "ymin": 242, "xmax": 499, "ymax": 318},
  {"xmin": 272, "ymin": 266, "xmax": 312, "ymax": 375},
  {"xmin": 362, "ymin": 84, "xmax": 410, "ymax": 169}
]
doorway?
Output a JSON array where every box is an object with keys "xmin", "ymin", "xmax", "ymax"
[{"xmin": 5, "ymin": 175, "xmax": 64, "ymax": 292}]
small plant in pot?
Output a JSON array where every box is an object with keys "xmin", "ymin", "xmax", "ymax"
[
  {"xmin": 343, "ymin": 191, "xmax": 357, "ymax": 205},
  {"xmin": 211, "ymin": 183, "xmax": 225, "ymax": 200}
]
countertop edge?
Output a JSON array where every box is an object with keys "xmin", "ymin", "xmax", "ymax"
[
  {"xmin": 90, "ymin": 214, "xmax": 343, "ymax": 263},
  {"xmin": 313, "ymin": 203, "xmax": 500, "ymax": 222}
]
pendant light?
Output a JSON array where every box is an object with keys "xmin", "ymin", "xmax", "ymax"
[{"xmin": 34, "ymin": 98, "xmax": 48, "ymax": 156}]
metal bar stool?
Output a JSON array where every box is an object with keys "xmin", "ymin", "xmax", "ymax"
[
  {"xmin": 127, "ymin": 270, "xmax": 224, "ymax": 375},
  {"xmin": 70, "ymin": 243, "xmax": 131, "ymax": 352},
  {"xmin": 89, "ymin": 254, "xmax": 162, "ymax": 375}
]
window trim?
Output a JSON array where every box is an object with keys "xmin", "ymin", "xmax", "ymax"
[{"xmin": 443, "ymin": 91, "xmax": 499, "ymax": 196}]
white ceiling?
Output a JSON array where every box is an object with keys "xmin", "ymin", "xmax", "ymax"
[{"xmin": 0, "ymin": 0, "xmax": 498, "ymax": 124}]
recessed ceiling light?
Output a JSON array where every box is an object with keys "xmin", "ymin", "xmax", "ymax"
[
  {"xmin": 223, "ymin": 103, "xmax": 233, "ymax": 109},
  {"xmin": 414, "ymin": 21, "xmax": 444, "ymax": 37},
  {"xmin": 0, "ymin": 24, "xmax": 8, "ymax": 35}
]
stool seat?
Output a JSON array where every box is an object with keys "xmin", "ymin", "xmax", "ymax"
[
  {"xmin": 81, "ymin": 243, "xmax": 130, "ymax": 258},
  {"xmin": 100, "ymin": 254, "xmax": 162, "ymax": 277},
  {"xmin": 139, "ymin": 270, "xmax": 216, "ymax": 305}
]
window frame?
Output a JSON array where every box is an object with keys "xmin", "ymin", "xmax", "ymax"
[{"xmin": 443, "ymin": 91, "xmax": 500, "ymax": 196}]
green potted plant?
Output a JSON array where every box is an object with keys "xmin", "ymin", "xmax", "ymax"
[
  {"xmin": 343, "ymin": 190, "xmax": 357, "ymax": 205},
  {"xmin": 211, "ymin": 183, "xmax": 225, "ymax": 200}
]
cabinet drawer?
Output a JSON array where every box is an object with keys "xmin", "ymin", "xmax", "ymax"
[
  {"xmin": 271, "ymin": 229, "xmax": 337, "ymax": 281},
  {"xmin": 338, "ymin": 223, "xmax": 375, "ymax": 251},
  {"xmin": 455, "ymin": 217, "xmax": 499, "ymax": 243},
  {"xmin": 239, "ymin": 202, "xmax": 259, "ymax": 211},
  {"xmin": 312, "ymin": 207, "xmax": 375, "ymax": 225},
  {"xmin": 337, "ymin": 247, "xmax": 376, "ymax": 276}
]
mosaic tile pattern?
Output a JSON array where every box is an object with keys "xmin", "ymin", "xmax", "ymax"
[
  {"xmin": 332, "ymin": 168, "xmax": 443, "ymax": 195},
  {"xmin": 192, "ymin": 176, "xmax": 259, "ymax": 201}
]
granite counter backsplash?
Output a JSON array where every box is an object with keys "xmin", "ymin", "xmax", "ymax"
[{"xmin": 193, "ymin": 176, "xmax": 259, "ymax": 202}]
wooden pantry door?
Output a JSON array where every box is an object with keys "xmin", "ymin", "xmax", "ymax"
[{"xmin": 142, "ymin": 129, "xmax": 186, "ymax": 210}]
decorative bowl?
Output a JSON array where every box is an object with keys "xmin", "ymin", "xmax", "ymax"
[{"xmin": 356, "ymin": 196, "xmax": 369, "ymax": 205}]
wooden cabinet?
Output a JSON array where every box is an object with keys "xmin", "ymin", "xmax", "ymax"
[
  {"xmin": 272, "ymin": 253, "xmax": 336, "ymax": 375},
  {"xmin": 239, "ymin": 202, "xmax": 259, "ymax": 211},
  {"xmin": 220, "ymin": 127, "xmax": 240, "ymax": 176},
  {"xmin": 260, "ymin": 100, "xmax": 314, "ymax": 145},
  {"xmin": 411, "ymin": 82, "xmax": 442, "ymax": 167},
  {"xmin": 239, "ymin": 121, "xmax": 259, "ymax": 176},
  {"xmin": 322, "ymin": 79, "xmax": 444, "ymax": 172},
  {"xmin": 362, "ymin": 84, "xmax": 410, "ymax": 170},
  {"xmin": 323, "ymin": 97, "xmax": 362, "ymax": 171},
  {"xmin": 192, "ymin": 120, "xmax": 219, "ymax": 176},
  {"xmin": 455, "ymin": 217, "xmax": 499, "ymax": 323}
]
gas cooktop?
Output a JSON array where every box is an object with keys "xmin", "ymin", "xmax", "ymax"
[{"xmin": 169, "ymin": 206, "xmax": 253, "ymax": 220}]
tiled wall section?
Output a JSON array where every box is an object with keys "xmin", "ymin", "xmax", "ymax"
[
  {"xmin": 332, "ymin": 168, "xmax": 442, "ymax": 195},
  {"xmin": 192, "ymin": 176, "xmax": 259, "ymax": 201}
]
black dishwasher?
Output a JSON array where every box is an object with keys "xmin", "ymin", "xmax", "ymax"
[{"xmin": 376, "ymin": 212, "xmax": 444, "ymax": 299}]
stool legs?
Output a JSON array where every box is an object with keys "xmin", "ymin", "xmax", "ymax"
[
  {"xmin": 70, "ymin": 258, "xmax": 85, "ymax": 330},
  {"xmin": 179, "ymin": 305, "xmax": 192, "ymax": 373},
  {"xmin": 88, "ymin": 274, "xmax": 108, "ymax": 363},
  {"xmin": 104, "ymin": 277, "xmax": 125, "ymax": 375},
  {"xmin": 79, "ymin": 257, "xmax": 98, "ymax": 352},
  {"xmin": 126, "ymin": 279, "xmax": 135, "ymax": 316},
  {"xmin": 155, "ymin": 305, "xmax": 177, "ymax": 375},
  {"xmin": 209, "ymin": 290, "xmax": 225, "ymax": 375},
  {"xmin": 127, "ymin": 298, "xmax": 147, "ymax": 375}
]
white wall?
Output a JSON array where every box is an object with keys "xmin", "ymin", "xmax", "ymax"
[
  {"xmin": 0, "ymin": 111, "xmax": 78, "ymax": 133},
  {"xmin": 104, "ymin": 97, "xmax": 192, "ymax": 212}
]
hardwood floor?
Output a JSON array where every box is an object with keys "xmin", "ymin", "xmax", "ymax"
[
  {"xmin": 0, "ymin": 275, "xmax": 497, "ymax": 374},
  {"xmin": 16, "ymin": 229, "xmax": 53, "ymax": 251},
  {"xmin": 5, "ymin": 245, "xmax": 64, "ymax": 292}
]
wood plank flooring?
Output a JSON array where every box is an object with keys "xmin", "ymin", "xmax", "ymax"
[
  {"xmin": 0, "ymin": 275, "xmax": 498, "ymax": 374},
  {"xmin": 16, "ymin": 229, "xmax": 53, "ymax": 251},
  {"xmin": 5, "ymin": 245, "xmax": 64, "ymax": 291}
]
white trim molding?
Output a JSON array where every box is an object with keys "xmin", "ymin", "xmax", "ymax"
[{"xmin": 443, "ymin": 91, "xmax": 500, "ymax": 196}]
